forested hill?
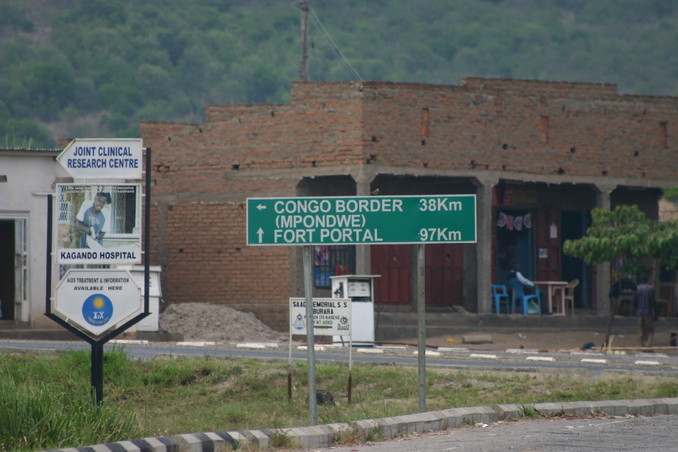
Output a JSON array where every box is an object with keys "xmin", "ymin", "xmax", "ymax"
[{"xmin": 1, "ymin": 0, "xmax": 676, "ymax": 148}]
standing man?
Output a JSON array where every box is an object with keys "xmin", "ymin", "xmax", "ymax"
[
  {"xmin": 75, "ymin": 192, "xmax": 108, "ymax": 248},
  {"xmin": 634, "ymin": 275, "xmax": 656, "ymax": 348}
]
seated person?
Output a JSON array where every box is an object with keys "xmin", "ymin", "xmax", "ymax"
[
  {"xmin": 507, "ymin": 263, "xmax": 534, "ymax": 289},
  {"xmin": 507, "ymin": 263, "xmax": 541, "ymax": 313}
]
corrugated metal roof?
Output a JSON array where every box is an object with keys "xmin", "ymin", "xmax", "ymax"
[{"xmin": 0, "ymin": 147, "xmax": 61, "ymax": 154}]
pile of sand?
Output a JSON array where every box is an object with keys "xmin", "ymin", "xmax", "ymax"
[{"xmin": 159, "ymin": 302, "xmax": 284, "ymax": 343}]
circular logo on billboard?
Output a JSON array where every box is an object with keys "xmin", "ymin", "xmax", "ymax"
[
  {"xmin": 293, "ymin": 313, "xmax": 305, "ymax": 331},
  {"xmin": 82, "ymin": 294, "xmax": 113, "ymax": 326}
]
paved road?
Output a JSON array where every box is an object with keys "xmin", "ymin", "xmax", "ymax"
[
  {"xmin": 0, "ymin": 339, "xmax": 676, "ymax": 376},
  {"xmin": 327, "ymin": 414, "xmax": 678, "ymax": 452}
]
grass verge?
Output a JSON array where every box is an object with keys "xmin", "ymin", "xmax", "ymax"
[{"xmin": 1, "ymin": 348, "xmax": 677, "ymax": 450}]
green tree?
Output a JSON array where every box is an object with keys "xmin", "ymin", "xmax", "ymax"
[
  {"xmin": 1, "ymin": 119, "xmax": 55, "ymax": 148},
  {"xmin": 564, "ymin": 205, "xmax": 678, "ymax": 275},
  {"xmin": 23, "ymin": 63, "xmax": 75, "ymax": 120},
  {"xmin": 563, "ymin": 205, "xmax": 678, "ymax": 347},
  {"xmin": 0, "ymin": 0, "xmax": 676, "ymax": 145}
]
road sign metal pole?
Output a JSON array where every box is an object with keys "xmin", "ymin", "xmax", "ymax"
[
  {"xmin": 245, "ymin": 195, "xmax": 476, "ymax": 419},
  {"xmin": 45, "ymin": 195, "xmax": 53, "ymax": 317},
  {"xmin": 50, "ymin": 139, "xmax": 149, "ymax": 405},
  {"xmin": 417, "ymin": 244, "xmax": 427, "ymax": 412},
  {"xmin": 91, "ymin": 341, "xmax": 104, "ymax": 403},
  {"xmin": 303, "ymin": 246, "xmax": 318, "ymax": 425},
  {"xmin": 144, "ymin": 147, "xmax": 152, "ymax": 314}
]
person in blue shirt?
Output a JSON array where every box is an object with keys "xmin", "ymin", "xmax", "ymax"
[
  {"xmin": 506, "ymin": 263, "xmax": 542, "ymax": 313},
  {"xmin": 633, "ymin": 275, "xmax": 656, "ymax": 348},
  {"xmin": 75, "ymin": 192, "xmax": 108, "ymax": 248}
]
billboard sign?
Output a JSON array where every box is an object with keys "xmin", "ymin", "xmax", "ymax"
[
  {"xmin": 54, "ymin": 269, "xmax": 142, "ymax": 338},
  {"xmin": 57, "ymin": 138, "xmax": 143, "ymax": 179},
  {"xmin": 55, "ymin": 184, "xmax": 142, "ymax": 264},
  {"xmin": 247, "ymin": 195, "xmax": 477, "ymax": 246},
  {"xmin": 289, "ymin": 297, "xmax": 352, "ymax": 336}
]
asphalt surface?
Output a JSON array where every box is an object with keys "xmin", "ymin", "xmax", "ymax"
[
  {"xmin": 325, "ymin": 414, "xmax": 678, "ymax": 452},
  {"xmin": 1, "ymin": 336, "xmax": 677, "ymax": 377}
]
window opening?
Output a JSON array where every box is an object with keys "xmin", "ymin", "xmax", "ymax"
[{"xmin": 314, "ymin": 245, "xmax": 354, "ymax": 288}]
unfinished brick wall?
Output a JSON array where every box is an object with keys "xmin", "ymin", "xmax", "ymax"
[
  {"xmin": 356, "ymin": 78, "xmax": 677, "ymax": 179},
  {"xmin": 141, "ymin": 78, "xmax": 676, "ymax": 330}
]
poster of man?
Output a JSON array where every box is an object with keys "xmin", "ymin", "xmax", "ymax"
[
  {"xmin": 56, "ymin": 184, "xmax": 142, "ymax": 265},
  {"xmin": 75, "ymin": 191, "xmax": 109, "ymax": 249}
]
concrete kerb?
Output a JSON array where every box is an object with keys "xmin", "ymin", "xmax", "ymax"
[
  {"xmin": 42, "ymin": 398, "xmax": 678, "ymax": 452},
  {"xmin": 494, "ymin": 403, "xmax": 527, "ymax": 420}
]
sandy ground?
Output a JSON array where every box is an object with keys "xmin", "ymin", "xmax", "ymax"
[
  {"xmin": 159, "ymin": 302, "xmax": 286, "ymax": 343},
  {"xmin": 159, "ymin": 302, "xmax": 674, "ymax": 353}
]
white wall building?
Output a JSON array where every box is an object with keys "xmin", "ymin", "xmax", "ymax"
[{"xmin": 0, "ymin": 148, "xmax": 69, "ymax": 327}]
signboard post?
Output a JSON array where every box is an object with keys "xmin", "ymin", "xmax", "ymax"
[
  {"xmin": 247, "ymin": 194, "xmax": 477, "ymax": 421},
  {"xmin": 288, "ymin": 296, "xmax": 352, "ymax": 382},
  {"xmin": 247, "ymin": 194, "xmax": 476, "ymax": 246},
  {"xmin": 55, "ymin": 183, "xmax": 142, "ymax": 265},
  {"xmin": 57, "ymin": 138, "xmax": 143, "ymax": 180},
  {"xmin": 47, "ymin": 139, "xmax": 151, "ymax": 403},
  {"xmin": 289, "ymin": 296, "xmax": 354, "ymax": 404},
  {"xmin": 54, "ymin": 269, "xmax": 143, "ymax": 338},
  {"xmin": 289, "ymin": 297, "xmax": 352, "ymax": 336}
]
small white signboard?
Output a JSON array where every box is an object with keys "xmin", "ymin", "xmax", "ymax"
[
  {"xmin": 290, "ymin": 297, "xmax": 351, "ymax": 336},
  {"xmin": 54, "ymin": 269, "xmax": 142, "ymax": 338},
  {"xmin": 57, "ymin": 138, "xmax": 143, "ymax": 180}
]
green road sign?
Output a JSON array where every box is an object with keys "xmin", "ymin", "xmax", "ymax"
[{"xmin": 246, "ymin": 195, "xmax": 476, "ymax": 246}]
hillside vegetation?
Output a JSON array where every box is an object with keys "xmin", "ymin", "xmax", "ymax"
[{"xmin": 1, "ymin": 0, "xmax": 676, "ymax": 148}]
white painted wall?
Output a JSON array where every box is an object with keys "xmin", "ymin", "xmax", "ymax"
[{"xmin": 0, "ymin": 150, "xmax": 71, "ymax": 327}]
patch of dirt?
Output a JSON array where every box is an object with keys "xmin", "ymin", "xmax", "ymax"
[
  {"xmin": 157, "ymin": 303, "xmax": 663, "ymax": 353},
  {"xmin": 159, "ymin": 302, "xmax": 285, "ymax": 344}
]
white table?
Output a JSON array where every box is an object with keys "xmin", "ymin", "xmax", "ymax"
[{"xmin": 533, "ymin": 281, "xmax": 568, "ymax": 315}]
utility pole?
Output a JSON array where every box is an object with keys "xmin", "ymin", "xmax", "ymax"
[{"xmin": 299, "ymin": 0, "xmax": 309, "ymax": 81}]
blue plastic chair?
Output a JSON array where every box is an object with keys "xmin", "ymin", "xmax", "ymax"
[
  {"xmin": 508, "ymin": 278, "xmax": 541, "ymax": 315},
  {"xmin": 491, "ymin": 284, "xmax": 509, "ymax": 313}
]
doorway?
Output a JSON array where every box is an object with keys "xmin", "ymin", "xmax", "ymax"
[
  {"xmin": 561, "ymin": 211, "xmax": 590, "ymax": 308},
  {"xmin": 0, "ymin": 220, "xmax": 15, "ymax": 319},
  {"xmin": 495, "ymin": 209, "xmax": 536, "ymax": 284},
  {"xmin": 0, "ymin": 218, "xmax": 27, "ymax": 321}
]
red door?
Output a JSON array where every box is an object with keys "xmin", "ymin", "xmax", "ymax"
[
  {"xmin": 426, "ymin": 244, "xmax": 464, "ymax": 306},
  {"xmin": 371, "ymin": 244, "xmax": 463, "ymax": 306},
  {"xmin": 371, "ymin": 245, "xmax": 411, "ymax": 305}
]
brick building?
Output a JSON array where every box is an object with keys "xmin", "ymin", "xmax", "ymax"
[{"xmin": 140, "ymin": 78, "xmax": 677, "ymax": 332}]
